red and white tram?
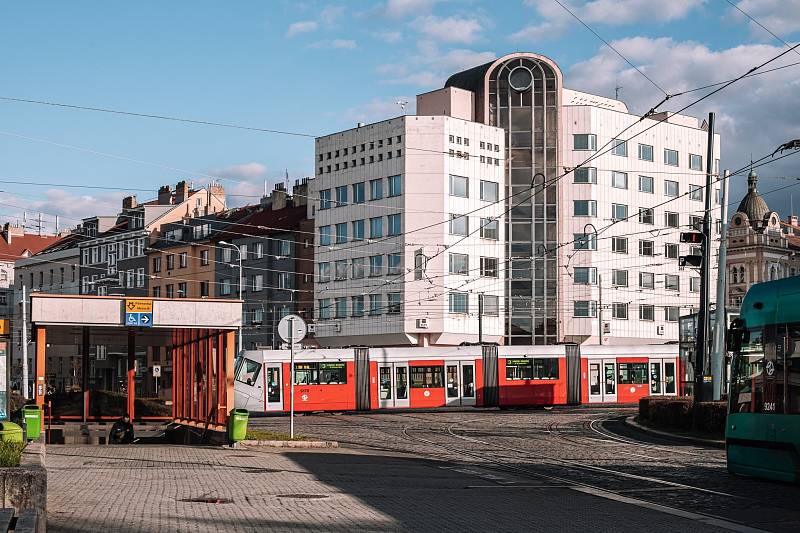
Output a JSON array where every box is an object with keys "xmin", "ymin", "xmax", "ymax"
[{"xmin": 234, "ymin": 344, "xmax": 680, "ymax": 413}]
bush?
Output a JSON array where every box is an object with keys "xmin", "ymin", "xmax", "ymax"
[
  {"xmin": 644, "ymin": 397, "xmax": 694, "ymax": 430},
  {"xmin": 0, "ymin": 441, "xmax": 24, "ymax": 468},
  {"xmin": 693, "ymin": 401, "xmax": 727, "ymax": 434},
  {"xmin": 638, "ymin": 396, "xmax": 727, "ymax": 437}
]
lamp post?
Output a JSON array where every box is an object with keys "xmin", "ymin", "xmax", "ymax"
[{"xmin": 219, "ymin": 241, "xmax": 243, "ymax": 353}]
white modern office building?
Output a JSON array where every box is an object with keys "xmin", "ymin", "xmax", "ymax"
[{"xmin": 311, "ymin": 51, "xmax": 722, "ymax": 347}]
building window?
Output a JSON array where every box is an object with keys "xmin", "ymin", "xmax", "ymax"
[
  {"xmin": 639, "ymin": 240, "xmax": 654, "ymax": 256},
  {"xmin": 254, "ymin": 243, "xmax": 263, "ymax": 259},
  {"xmin": 318, "ymin": 298, "xmax": 331, "ymax": 320},
  {"xmin": 449, "ymin": 214, "xmax": 468, "ymax": 236},
  {"xmin": 480, "ymin": 257, "xmax": 499, "ymax": 278},
  {"xmin": 222, "ymin": 247, "xmax": 231, "ymax": 263},
  {"xmin": 574, "ymin": 300, "xmax": 597, "ymax": 317},
  {"xmin": 639, "ymin": 175, "xmax": 654, "ymax": 194},
  {"xmin": 166, "ymin": 284, "xmax": 175, "ymax": 298},
  {"xmin": 481, "ymin": 294, "xmax": 499, "ymax": 316},
  {"xmin": 612, "ymin": 138, "xmax": 627, "ymax": 157},
  {"xmin": 320, "ymin": 189, "xmax": 332, "ymax": 209},
  {"xmin": 612, "ymin": 237, "xmax": 628, "ymax": 254},
  {"xmin": 179, "ymin": 252, "xmax": 187, "ymax": 268},
  {"xmin": 370, "ymin": 179, "xmax": 383, "ymax": 200},
  {"xmin": 387, "ymin": 214, "xmax": 401, "ymax": 236},
  {"xmin": 480, "ymin": 218, "xmax": 499, "ymax": 240},
  {"xmin": 352, "ymin": 219, "xmax": 365, "ymax": 241},
  {"xmin": 201, "ymin": 250, "xmax": 209, "ymax": 265},
  {"xmin": 335, "ymin": 297, "xmax": 347, "ymax": 319},
  {"xmin": 318, "ymin": 262, "xmax": 331, "ymax": 283},
  {"xmin": 574, "ymin": 200, "xmax": 597, "ymax": 217},
  {"xmin": 353, "ymin": 182, "xmax": 365, "ymax": 204},
  {"xmin": 612, "ymin": 269, "xmax": 628, "ymax": 287},
  {"xmin": 152, "ymin": 286, "xmax": 161, "ymax": 297},
  {"xmin": 449, "ymin": 174, "xmax": 469, "ymax": 197},
  {"xmin": 480, "ymin": 180, "xmax": 499, "ymax": 202},
  {"xmin": 690, "ymin": 277, "xmax": 700, "ymax": 292},
  {"xmin": 612, "ymin": 302, "xmax": 628, "ymax": 319},
  {"xmin": 166, "ymin": 254, "xmax": 175, "ymax": 270},
  {"xmin": 574, "ymin": 267, "xmax": 597, "ymax": 285},
  {"xmin": 352, "ymin": 295, "xmax": 365, "ymax": 317},
  {"xmin": 449, "ymin": 292, "xmax": 468, "ymax": 314},
  {"xmin": 220, "ymin": 278, "xmax": 231, "ymax": 296},
  {"xmin": 574, "ymin": 233, "xmax": 597, "ymax": 250},
  {"xmin": 369, "ymin": 217, "xmax": 383, "ymax": 239},
  {"xmin": 449, "ymin": 253, "xmax": 469, "ymax": 275},
  {"xmin": 388, "ymin": 175, "xmax": 402, "ymax": 197},
  {"xmin": 573, "ymin": 134, "xmax": 597, "ymax": 150},
  {"xmin": 277, "ymin": 272, "xmax": 291, "ymax": 289},
  {"xmin": 639, "ymin": 272, "xmax": 655, "ymax": 289},
  {"xmin": 369, "ymin": 294, "xmax": 382, "ymax": 315},
  {"xmin": 153, "ymin": 256, "xmax": 161, "ymax": 272},
  {"xmin": 178, "ymin": 282, "xmax": 187, "ymax": 298},
  {"xmin": 638, "ymin": 143, "xmax": 654, "ymax": 161},
  {"xmin": 664, "ymin": 149, "xmax": 679, "ymax": 167},
  {"xmin": 689, "ymin": 184, "xmax": 703, "ymax": 201},
  {"xmin": 335, "ymin": 185, "xmax": 348, "ymax": 207},
  {"xmin": 335, "ymin": 223, "xmax": 348, "ymax": 244},
  {"xmin": 136, "ymin": 268, "xmax": 145, "ymax": 288},
  {"xmin": 611, "ymin": 203, "xmax": 628, "ymax": 221},
  {"xmin": 665, "ymin": 243, "xmax": 679, "ymax": 259},
  {"xmin": 639, "ymin": 304, "xmax": 655, "ymax": 321},
  {"xmin": 664, "ymin": 212, "xmax": 679, "ymax": 228},
  {"xmin": 352, "ymin": 257, "xmax": 366, "ymax": 279},
  {"xmin": 574, "ymin": 167, "xmax": 597, "ymax": 184},
  {"xmin": 665, "ymin": 180, "xmax": 679, "ymax": 197},
  {"xmin": 387, "ymin": 293, "xmax": 401, "ymax": 314},
  {"xmin": 320, "ymin": 225, "xmax": 332, "ymax": 246},
  {"xmin": 638, "ymin": 208, "xmax": 654, "ymax": 225},
  {"xmin": 665, "ymin": 274, "xmax": 679, "ymax": 291},
  {"xmin": 612, "ymin": 171, "xmax": 628, "ymax": 189},
  {"xmin": 200, "ymin": 281, "xmax": 209, "ymax": 297},
  {"xmin": 665, "ymin": 306, "xmax": 680, "ymax": 322},
  {"xmin": 333, "ymin": 260, "xmax": 346, "ymax": 282},
  {"xmin": 414, "ymin": 250, "xmax": 426, "ymax": 280},
  {"xmin": 689, "ymin": 154, "xmax": 703, "ymax": 171},
  {"xmin": 370, "ymin": 255, "xmax": 383, "ymax": 277}
]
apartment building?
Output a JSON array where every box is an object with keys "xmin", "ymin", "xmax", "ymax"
[{"xmin": 311, "ymin": 115, "xmax": 506, "ymax": 347}]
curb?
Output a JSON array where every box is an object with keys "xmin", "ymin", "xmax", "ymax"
[
  {"xmin": 624, "ymin": 416, "xmax": 725, "ymax": 448},
  {"xmin": 239, "ymin": 440, "xmax": 339, "ymax": 448}
]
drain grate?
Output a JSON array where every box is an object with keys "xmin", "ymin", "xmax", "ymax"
[
  {"xmin": 241, "ymin": 468, "xmax": 285, "ymax": 474},
  {"xmin": 278, "ymin": 494, "xmax": 329, "ymax": 500},
  {"xmin": 180, "ymin": 497, "xmax": 234, "ymax": 504}
]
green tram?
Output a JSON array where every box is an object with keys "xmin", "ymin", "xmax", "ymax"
[{"xmin": 727, "ymin": 277, "xmax": 800, "ymax": 482}]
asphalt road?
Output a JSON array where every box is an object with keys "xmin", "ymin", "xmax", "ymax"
[{"xmin": 251, "ymin": 406, "xmax": 800, "ymax": 532}]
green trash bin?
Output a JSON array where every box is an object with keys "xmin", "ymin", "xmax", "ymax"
[
  {"xmin": 22, "ymin": 405, "xmax": 42, "ymax": 440},
  {"xmin": 0, "ymin": 422, "xmax": 23, "ymax": 443},
  {"xmin": 227, "ymin": 408, "xmax": 249, "ymax": 442}
]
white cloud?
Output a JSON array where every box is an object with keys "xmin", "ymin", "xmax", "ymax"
[
  {"xmin": 513, "ymin": 0, "xmax": 704, "ymax": 42},
  {"xmin": 286, "ymin": 20, "xmax": 318, "ymax": 37},
  {"xmin": 332, "ymin": 39, "xmax": 357, "ymax": 49},
  {"xmin": 217, "ymin": 162, "xmax": 268, "ymax": 179},
  {"xmin": 342, "ymin": 97, "xmax": 416, "ymax": 123},
  {"xmin": 375, "ymin": 30, "xmax": 403, "ymax": 43},
  {"xmin": 380, "ymin": 0, "xmax": 440, "ymax": 19},
  {"xmin": 319, "ymin": 5, "xmax": 345, "ymax": 25},
  {"xmin": 567, "ymin": 37, "xmax": 800, "ymax": 212},
  {"xmin": 731, "ymin": 0, "xmax": 800, "ymax": 37},
  {"xmin": 379, "ymin": 43, "xmax": 495, "ymax": 87},
  {"xmin": 415, "ymin": 15, "xmax": 484, "ymax": 44}
]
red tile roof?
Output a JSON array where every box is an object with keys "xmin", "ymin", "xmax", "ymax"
[{"xmin": 0, "ymin": 233, "xmax": 62, "ymax": 262}]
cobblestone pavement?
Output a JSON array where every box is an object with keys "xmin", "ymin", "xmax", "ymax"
[{"xmin": 250, "ymin": 405, "xmax": 800, "ymax": 532}]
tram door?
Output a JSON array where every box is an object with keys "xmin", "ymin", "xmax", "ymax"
[
  {"xmin": 378, "ymin": 363, "xmax": 410, "ymax": 408},
  {"xmin": 588, "ymin": 360, "xmax": 617, "ymax": 403},
  {"xmin": 264, "ymin": 365, "xmax": 283, "ymax": 411},
  {"xmin": 445, "ymin": 361, "xmax": 476, "ymax": 406},
  {"xmin": 649, "ymin": 359, "xmax": 677, "ymax": 396}
]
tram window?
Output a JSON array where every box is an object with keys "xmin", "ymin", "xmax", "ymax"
[
  {"xmin": 618, "ymin": 363, "xmax": 647, "ymax": 384},
  {"xmin": 235, "ymin": 358, "xmax": 262, "ymax": 386},
  {"xmin": 784, "ymin": 325, "xmax": 800, "ymax": 414},
  {"xmin": 411, "ymin": 366, "xmax": 444, "ymax": 388},
  {"xmin": 730, "ymin": 328, "xmax": 765, "ymax": 413},
  {"xmin": 533, "ymin": 358, "xmax": 559, "ymax": 379},
  {"xmin": 294, "ymin": 362, "xmax": 347, "ymax": 385},
  {"xmin": 506, "ymin": 359, "xmax": 533, "ymax": 380},
  {"xmin": 294, "ymin": 363, "xmax": 318, "ymax": 385}
]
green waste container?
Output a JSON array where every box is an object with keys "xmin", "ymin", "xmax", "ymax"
[
  {"xmin": 227, "ymin": 408, "xmax": 249, "ymax": 442},
  {"xmin": 22, "ymin": 405, "xmax": 42, "ymax": 440},
  {"xmin": 0, "ymin": 422, "xmax": 23, "ymax": 443}
]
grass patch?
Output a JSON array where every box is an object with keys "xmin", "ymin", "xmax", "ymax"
[
  {"xmin": 244, "ymin": 429, "xmax": 306, "ymax": 441},
  {"xmin": 0, "ymin": 441, "xmax": 25, "ymax": 467}
]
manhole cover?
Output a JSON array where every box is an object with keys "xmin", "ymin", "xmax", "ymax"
[
  {"xmin": 278, "ymin": 494, "xmax": 329, "ymax": 500},
  {"xmin": 179, "ymin": 498, "xmax": 234, "ymax": 504}
]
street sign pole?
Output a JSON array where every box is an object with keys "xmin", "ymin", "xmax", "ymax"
[{"xmin": 289, "ymin": 316, "xmax": 295, "ymax": 439}]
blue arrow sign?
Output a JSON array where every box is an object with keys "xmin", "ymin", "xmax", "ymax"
[
  {"xmin": 125, "ymin": 312, "xmax": 153, "ymax": 327},
  {"xmin": 140, "ymin": 313, "xmax": 152, "ymax": 327}
]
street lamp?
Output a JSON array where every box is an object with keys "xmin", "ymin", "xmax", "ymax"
[{"xmin": 219, "ymin": 241, "xmax": 243, "ymax": 353}]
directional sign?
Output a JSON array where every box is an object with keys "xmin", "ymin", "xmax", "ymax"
[
  {"xmin": 125, "ymin": 299, "xmax": 153, "ymax": 313},
  {"xmin": 125, "ymin": 312, "xmax": 153, "ymax": 327},
  {"xmin": 153, "ymin": 365, "xmax": 161, "ymax": 378},
  {"xmin": 278, "ymin": 314, "xmax": 307, "ymax": 343}
]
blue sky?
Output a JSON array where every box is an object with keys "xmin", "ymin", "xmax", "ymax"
[{"xmin": 1, "ymin": 0, "xmax": 799, "ymax": 228}]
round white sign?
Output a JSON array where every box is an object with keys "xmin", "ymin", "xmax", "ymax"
[
  {"xmin": 278, "ymin": 314, "xmax": 308, "ymax": 343},
  {"xmin": 423, "ymin": 390, "xmax": 431, "ymax": 397}
]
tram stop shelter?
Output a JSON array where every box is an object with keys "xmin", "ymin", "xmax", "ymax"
[{"xmin": 30, "ymin": 294, "xmax": 242, "ymax": 433}]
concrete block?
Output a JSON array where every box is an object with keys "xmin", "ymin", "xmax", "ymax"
[{"xmin": 1, "ymin": 442, "xmax": 46, "ymax": 532}]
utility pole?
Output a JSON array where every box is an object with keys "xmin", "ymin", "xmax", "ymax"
[
  {"xmin": 711, "ymin": 170, "xmax": 730, "ymax": 401},
  {"xmin": 598, "ymin": 274, "xmax": 603, "ymax": 345},
  {"xmin": 478, "ymin": 293, "xmax": 483, "ymax": 344},
  {"xmin": 695, "ymin": 112, "xmax": 715, "ymax": 402},
  {"xmin": 21, "ymin": 285, "xmax": 28, "ymax": 400}
]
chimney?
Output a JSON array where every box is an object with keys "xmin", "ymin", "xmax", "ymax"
[
  {"xmin": 122, "ymin": 195, "xmax": 138, "ymax": 209},
  {"xmin": 292, "ymin": 181, "xmax": 309, "ymax": 207},
  {"xmin": 176, "ymin": 181, "xmax": 188, "ymax": 204},
  {"xmin": 158, "ymin": 185, "xmax": 172, "ymax": 205},
  {"xmin": 3, "ymin": 222, "xmax": 24, "ymax": 243},
  {"xmin": 271, "ymin": 186, "xmax": 288, "ymax": 211}
]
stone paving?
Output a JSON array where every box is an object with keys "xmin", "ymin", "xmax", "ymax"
[{"xmin": 47, "ymin": 438, "xmax": 735, "ymax": 532}]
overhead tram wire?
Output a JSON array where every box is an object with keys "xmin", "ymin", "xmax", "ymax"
[{"xmin": 724, "ymin": 0, "xmax": 800, "ymax": 57}]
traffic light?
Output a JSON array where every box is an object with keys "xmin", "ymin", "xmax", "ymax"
[
  {"xmin": 679, "ymin": 255, "xmax": 702, "ymax": 267},
  {"xmin": 680, "ymin": 232, "xmax": 703, "ymax": 244}
]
